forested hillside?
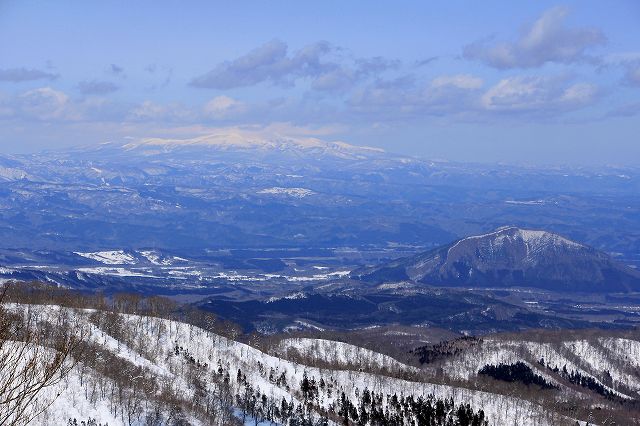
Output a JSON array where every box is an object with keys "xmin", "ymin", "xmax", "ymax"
[{"xmin": 0, "ymin": 283, "xmax": 601, "ymax": 426}]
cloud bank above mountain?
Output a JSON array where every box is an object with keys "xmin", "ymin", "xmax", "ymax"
[{"xmin": 0, "ymin": 2, "xmax": 638, "ymax": 165}]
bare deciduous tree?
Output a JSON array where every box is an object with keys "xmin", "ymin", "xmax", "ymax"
[{"xmin": 0, "ymin": 285, "xmax": 84, "ymax": 426}]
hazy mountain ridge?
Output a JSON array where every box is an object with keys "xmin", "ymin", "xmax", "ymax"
[{"xmin": 0, "ymin": 138, "xmax": 638, "ymax": 261}]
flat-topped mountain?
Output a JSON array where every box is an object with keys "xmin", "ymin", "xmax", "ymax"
[
  {"xmin": 124, "ymin": 131, "xmax": 385, "ymax": 157},
  {"xmin": 59, "ymin": 131, "xmax": 390, "ymax": 164},
  {"xmin": 353, "ymin": 226, "xmax": 640, "ymax": 292}
]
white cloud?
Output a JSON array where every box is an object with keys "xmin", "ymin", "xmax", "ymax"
[
  {"xmin": 311, "ymin": 69, "xmax": 356, "ymax": 92},
  {"xmin": 481, "ymin": 76, "xmax": 597, "ymax": 112},
  {"xmin": 464, "ymin": 7, "xmax": 605, "ymax": 69},
  {"xmin": 0, "ymin": 87, "xmax": 133, "ymax": 123},
  {"xmin": 559, "ymin": 83, "xmax": 598, "ymax": 105},
  {"xmin": 18, "ymin": 87, "xmax": 76, "ymax": 120},
  {"xmin": 431, "ymin": 74, "xmax": 483, "ymax": 90},
  {"xmin": 128, "ymin": 101, "xmax": 193, "ymax": 122},
  {"xmin": 347, "ymin": 74, "xmax": 484, "ymax": 119},
  {"xmin": 203, "ymin": 96, "xmax": 247, "ymax": 119}
]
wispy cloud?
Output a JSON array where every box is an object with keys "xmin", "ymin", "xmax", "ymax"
[
  {"xmin": 0, "ymin": 87, "xmax": 127, "ymax": 123},
  {"xmin": 203, "ymin": 95, "xmax": 248, "ymax": 120},
  {"xmin": 0, "ymin": 67, "xmax": 58, "ymax": 82},
  {"xmin": 414, "ymin": 57, "xmax": 438, "ymax": 67},
  {"xmin": 108, "ymin": 64, "xmax": 124, "ymax": 76},
  {"xmin": 347, "ymin": 74, "xmax": 484, "ymax": 119},
  {"xmin": 190, "ymin": 40, "xmax": 397, "ymax": 91},
  {"xmin": 144, "ymin": 64, "xmax": 173, "ymax": 90},
  {"xmin": 624, "ymin": 62, "xmax": 640, "ymax": 87},
  {"xmin": 347, "ymin": 72, "xmax": 598, "ymax": 123},
  {"xmin": 78, "ymin": 80, "xmax": 119, "ymax": 95},
  {"xmin": 190, "ymin": 40, "xmax": 328, "ymax": 89},
  {"xmin": 464, "ymin": 7, "xmax": 605, "ymax": 69},
  {"xmin": 481, "ymin": 76, "xmax": 598, "ymax": 113},
  {"xmin": 15, "ymin": 87, "xmax": 76, "ymax": 120},
  {"xmin": 127, "ymin": 100, "xmax": 193, "ymax": 122},
  {"xmin": 606, "ymin": 101, "xmax": 640, "ymax": 118}
]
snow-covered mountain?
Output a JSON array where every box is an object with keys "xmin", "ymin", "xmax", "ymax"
[
  {"xmin": 118, "ymin": 131, "xmax": 387, "ymax": 160},
  {"xmin": 354, "ymin": 226, "xmax": 640, "ymax": 292}
]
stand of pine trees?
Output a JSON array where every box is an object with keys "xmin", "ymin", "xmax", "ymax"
[
  {"xmin": 478, "ymin": 362, "xmax": 557, "ymax": 389},
  {"xmin": 232, "ymin": 367, "xmax": 490, "ymax": 426},
  {"xmin": 410, "ymin": 337, "xmax": 482, "ymax": 365},
  {"xmin": 333, "ymin": 389, "xmax": 488, "ymax": 426},
  {"xmin": 235, "ymin": 368, "xmax": 330, "ymax": 426}
]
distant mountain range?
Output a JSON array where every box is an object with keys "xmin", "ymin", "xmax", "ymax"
[
  {"xmin": 0, "ymin": 133, "xmax": 638, "ymax": 269},
  {"xmin": 353, "ymin": 226, "xmax": 640, "ymax": 292}
]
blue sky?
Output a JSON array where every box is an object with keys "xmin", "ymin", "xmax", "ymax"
[{"xmin": 1, "ymin": 1, "xmax": 639, "ymax": 165}]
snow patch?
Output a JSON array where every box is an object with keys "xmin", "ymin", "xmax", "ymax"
[
  {"xmin": 75, "ymin": 250, "xmax": 136, "ymax": 265},
  {"xmin": 258, "ymin": 187, "xmax": 315, "ymax": 198}
]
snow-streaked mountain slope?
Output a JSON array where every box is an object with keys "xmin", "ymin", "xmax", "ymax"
[
  {"xmin": 0, "ymin": 166, "xmax": 30, "ymax": 181},
  {"xmin": 444, "ymin": 227, "xmax": 585, "ymax": 261},
  {"xmin": 354, "ymin": 226, "xmax": 640, "ymax": 292},
  {"xmin": 138, "ymin": 250, "xmax": 188, "ymax": 266},
  {"xmin": 7, "ymin": 304, "xmax": 583, "ymax": 426},
  {"xmin": 74, "ymin": 250, "xmax": 137, "ymax": 265},
  {"xmin": 73, "ymin": 249, "xmax": 189, "ymax": 267},
  {"xmin": 432, "ymin": 334, "xmax": 640, "ymax": 400}
]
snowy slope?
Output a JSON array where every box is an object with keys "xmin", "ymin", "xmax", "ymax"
[
  {"xmin": 435, "ymin": 336, "xmax": 640, "ymax": 400},
  {"xmin": 74, "ymin": 250, "xmax": 137, "ymax": 265},
  {"xmin": 275, "ymin": 337, "xmax": 419, "ymax": 374},
  {"xmin": 257, "ymin": 187, "xmax": 316, "ymax": 198},
  {"xmin": 3, "ymin": 304, "xmax": 588, "ymax": 426}
]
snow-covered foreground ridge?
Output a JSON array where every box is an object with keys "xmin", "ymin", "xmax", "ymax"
[{"xmin": 5, "ymin": 304, "xmax": 582, "ymax": 426}]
